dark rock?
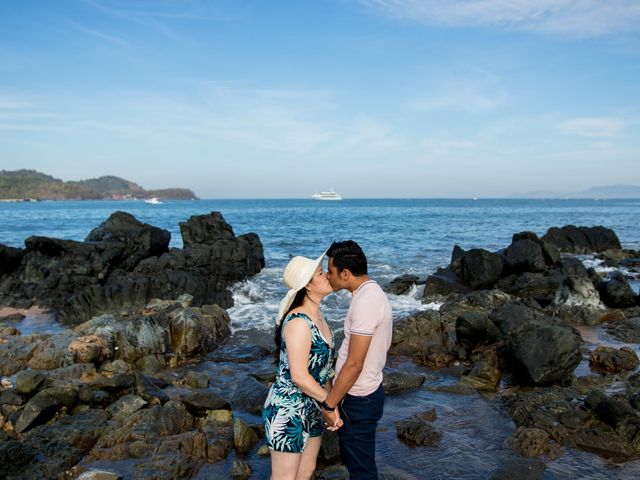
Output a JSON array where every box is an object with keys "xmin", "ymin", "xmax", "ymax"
[
  {"xmin": 15, "ymin": 385, "xmax": 78, "ymax": 433},
  {"xmin": 134, "ymin": 430, "xmax": 208, "ymax": 480},
  {"xmin": 505, "ymin": 239, "xmax": 547, "ymax": 274},
  {"xmin": 507, "ymin": 426, "xmax": 560, "ymax": 457},
  {"xmin": 606, "ymin": 317, "xmax": 640, "ymax": 343},
  {"xmin": 0, "ymin": 244, "xmax": 24, "ymax": 277},
  {"xmin": 461, "ymin": 249, "xmax": 503, "ymax": 289},
  {"xmin": 495, "ymin": 271, "xmax": 563, "ymax": 307},
  {"xmin": 225, "ymin": 376, "xmax": 269, "ymax": 414},
  {"xmin": 384, "ymin": 275, "xmax": 420, "ymax": 295},
  {"xmin": 396, "ymin": 409, "xmax": 441, "ymax": 447},
  {"xmin": 558, "ymin": 408, "xmax": 590, "ymax": 430},
  {"xmin": 543, "ymin": 225, "xmax": 621, "ymax": 254},
  {"xmin": 0, "ymin": 439, "xmax": 35, "ymax": 477},
  {"xmin": 488, "ymin": 457, "xmax": 545, "ymax": 480},
  {"xmin": 181, "ymin": 391, "xmax": 230, "ymax": 416},
  {"xmin": 597, "ymin": 272, "xmax": 637, "ymax": 308},
  {"xmin": 458, "ymin": 347, "xmax": 500, "ymax": 391},
  {"xmin": 423, "ymin": 267, "xmax": 471, "ymax": 300},
  {"xmin": 455, "ymin": 310, "xmax": 500, "ymax": 348},
  {"xmin": 391, "ymin": 309, "xmax": 448, "ymax": 356},
  {"xmin": 382, "ymin": 371, "xmax": 425, "ymax": 394},
  {"xmin": 231, "ymin": 459, "xmax": 252, "ymax": 480},
  {"xmin": 589, "ymin": 346, "xmax": 639, "ymax": 373},
  {"xmin": 318, "ymin": 430, "xmax": 341, "ymax": 463},
  {"xmin": 105, "ymin": 394, "xmax": 148, "ymax": 421},
  {"xmin": 563, "ymin": 426, "xmax": 637, "ymax": 461}
]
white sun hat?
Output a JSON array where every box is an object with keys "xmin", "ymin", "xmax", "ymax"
[{"xmin": 276, "ymin": 249, "xmax": 327, "ymax": 325}]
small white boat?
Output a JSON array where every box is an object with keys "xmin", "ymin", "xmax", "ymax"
[
  {"xmin": 144, "ymin": 197, "xmax": 162, "ymax": 204},
  {"xmin": 311, "ymin": 189, "xmax": 342, "ymax": 201}
]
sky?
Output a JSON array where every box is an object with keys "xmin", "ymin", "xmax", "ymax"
[{"xmin": 1, "ymin": 0, "xmax": 640, "ymax": 198}]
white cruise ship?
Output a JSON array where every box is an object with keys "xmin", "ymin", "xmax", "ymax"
[{"xmin": 311, "ymin": 189, "xmax": 342, "ymax": 201}]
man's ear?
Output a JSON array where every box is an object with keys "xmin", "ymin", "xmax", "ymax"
[{"xmin": 341, "ymin": 268, "xmax": 351, "ymax": 280}]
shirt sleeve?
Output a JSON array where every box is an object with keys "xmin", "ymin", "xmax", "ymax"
[{"xmin": 348, "ymin": 290, "xmax": 383, "ymax": 336}]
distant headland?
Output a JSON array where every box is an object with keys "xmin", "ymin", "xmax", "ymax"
[{"xmin": 0, "ymin": 169, "xmax": 199, "ymax": 201}]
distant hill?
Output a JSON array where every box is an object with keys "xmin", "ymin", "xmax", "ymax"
[
  {"xmin": 508, "ymin": 184, "xmax": 640, "ymax": 199},
  {"xmin": 0, "ymin": 169, "xmax": 198, "ymax": 201}
]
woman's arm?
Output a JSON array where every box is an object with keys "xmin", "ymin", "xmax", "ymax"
[{"xmin": 283, "ymin": 317, "xmax": 330, "ymax": 402}]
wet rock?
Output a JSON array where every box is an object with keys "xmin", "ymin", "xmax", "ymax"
[
  {"xmin": 319, "ymin": 429, "xmax": 341, "ymax": 463},
  {"xmin": 47, "ymin": 363, "xmax": 96, "ymax": 382},
  {"xmin": 585, "ymin": 390, "xmax": 639, "ymax": 431},
  {"xmin": 169, "ymin": 304, "xmax": 231, "ymax": 358},
  {"xmin": 314, "ymin": 465, "xmax": 349, "ymax": 480},
  {"xmin": 507, "ymin": 426, "xmax": 560, "ymax": 457},
  {"xmin": 134, "ymin": 372, "xmax": 169, "ymax": 405},
  {"xmin": 563, "ymin": 426, "xmax": 637, "ymax": 461},
  {"xmin": 181, "ymin": 391, "xmax": 231, "ymax": 416},
  {"xmin": 391, "ymin": 309, "xmax": 450, "ymax": 356},
  {"xmin": 68, "ymin": 334, "xmax": 112, "ymax": 364},
  {"xmin": 384, "ymin": 275, "xmax": 420, "ymax": 295},
  {"xmin": 414, "ymin": 343, "xmax": 455, "ymax": 369},
  {"xmin": 184, "ymin": 371, "xmax": 209, "ymax": 389},
  {"xmin": 0, "ymin": 244, "xmax": 24, "ymax": 277},
  {"xmin": 27, "ymin": 334, "xmax": 75, "ymax": 370},
  {"xmin": 597, "ymin": 272, "xmax": 637, "ymax": 308},
  {"xmin": 225, "ymin": 375, "xmax": 269, "ymax": 414},
  {"xmin": 461, "ymin": 249, "xmax": 504, "ymax": 289},
  {"xmin": 589, "ymin": 346, "xmax": 639, "ymax": 373},
  {"xmin": 382, "ymin": 371, "xmax": 425, "ymax": 394},
  {"xmin": 15, "ymin": 369, "xmax": 46, "ymax": 395},
  {"xmin": 606, "ymin": 317, "xmax": 640, "ymax": 343},
  {"xmin": 233, "ymin": 417, "xmax": 259, "ymax": 453},
  {"xmin": 396, "ymin": 409, "xmax": 441, "ymax": 447},
  {"xmin": 231, "ymin": 459, "xmax": 252, "ymax": 480},
  {"xmin": 558, "ymin": 408, "xmax": 590, "ymax": 430},
  {"xmin": 1, "ymin": 323, "xmax": 21, "ymax": 334},
  {"xmin": 458, "ymin": 347, "xmax": 500, "ymax": 391},
  {"xmin": 495, "ymin": 271, "xmax": 563, "ymax": 307}
]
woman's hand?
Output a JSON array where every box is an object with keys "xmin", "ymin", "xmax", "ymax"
[{"xmin": 322, "ymin": 408, "xmax": 343, "ymax": 431}]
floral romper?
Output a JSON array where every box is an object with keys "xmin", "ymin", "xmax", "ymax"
[{"xmin": 262, "ymin": 312, "xmax": 334, "ymax": 452}]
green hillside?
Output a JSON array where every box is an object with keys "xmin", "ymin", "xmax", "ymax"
[{"xmin": 0, "ymin": 169, "xmax": 198, "ymax": 200}]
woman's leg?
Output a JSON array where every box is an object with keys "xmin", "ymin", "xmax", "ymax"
[
  {"xmin": 270, "ymin": 450, "xmax": 302, "ymax": 480},
  {"xmin": 296, "ymin": 435, "xmax": 321, "ymax": 480}
]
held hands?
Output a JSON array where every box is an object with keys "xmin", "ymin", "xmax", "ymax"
[{"xmin": 322, "ymin": 408, "xmax": 343, "ymax": 431}]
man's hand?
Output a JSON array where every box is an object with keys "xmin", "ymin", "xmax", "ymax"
[{"xmin": 322, "ymin": 408, "xmax": 343, "ymax": 431}]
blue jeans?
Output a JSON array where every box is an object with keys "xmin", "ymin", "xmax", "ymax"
[{"xmin": 337, "ymin": 384, "xmax": 384, "ymax": 480}]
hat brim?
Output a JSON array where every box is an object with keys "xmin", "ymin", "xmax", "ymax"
[{"xmin": 276, "ymin": 248, "xmax": 328, "ymax": 325}]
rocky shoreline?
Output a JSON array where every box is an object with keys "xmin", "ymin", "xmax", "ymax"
[{"xmin": 1, "ymin": 219, "xmax": 640, "ymax": 479}]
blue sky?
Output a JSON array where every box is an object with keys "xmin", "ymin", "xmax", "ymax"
[{"xmin": 1, "ymin": 0, "xmax": 639, "ymax": 198}]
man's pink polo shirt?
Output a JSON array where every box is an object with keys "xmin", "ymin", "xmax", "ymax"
[{"xmin": 334, "ymin": 280, "xmax": 393, "ymax": 396}]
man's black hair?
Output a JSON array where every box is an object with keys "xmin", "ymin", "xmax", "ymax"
[{"xmin": 327, "ymin": 240, "xmax": 367, "ymax": 276}]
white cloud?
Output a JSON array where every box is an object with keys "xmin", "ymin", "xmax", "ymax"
[
  {"xmin": 558, "ymin": 116, "xmax": 625, "ymax": 137},
  {"xmin": 359, "ymin": 0, "xmax": 640, "ymax": 37}
]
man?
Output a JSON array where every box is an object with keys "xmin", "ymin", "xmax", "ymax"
[{"xmin": 321, "ymin": 240, "xmax": 393, "ymax": 479}]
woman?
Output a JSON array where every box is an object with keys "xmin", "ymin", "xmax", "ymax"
[{"xmin": 262, "ymin": 251, "xmax": 342, "ymax": 479}]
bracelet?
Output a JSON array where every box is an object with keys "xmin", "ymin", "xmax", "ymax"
[{"xmin": 320, "ymin": 399, "xmax": 335, "ymax": 411}]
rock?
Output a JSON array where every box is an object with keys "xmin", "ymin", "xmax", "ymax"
[
  {"xmin": 455, "ymin": 311, "xmax": 500, "ymax": 348},
  {"xmin": 233, "ymin": 417, "xmax": 259, "ymax": 453},
  {"xmin": 134, "ymin": 430, "xmax": 208, "ymax": 479},
  {"xmin": 314, "ymin": 465, "xmax": 350, "ymax": 480},
  {"xmin": 391, "ymin": 309, "xmax": 450, "ymax": 356},
  {"xmin": 134, "ymin": 372, "xmax": 169, "ymax": 405},
  {"xmin": 105, "ymin": 394, "xmax": 148, "ymax": 421},
  {"xmin": 15, "ymin": 369, "xmax": 46, "ymax": 395},
  {"xmin": 0, "ymin": 244, "xmax": 24, "ymax": 277},
  {"xmin": 507, "ymin": 426, "xmax": 560, "ymax": 457},
  {"xmin": 225, "ymin": 375, "xmax": 269, "ymax": 414},
  {"xmin": 181, "ymin": 391, "xmax": 231, "ymax": 416},
  {"xmin": 493, "ymin": 304, "xmax": 582, "ymax": 384},
  {"xmin": 395, "ymin": 409, "xmax": 441, "ymax": 447},
  {"xmin": 382, "ymin": 371, "xmax": 425, "ymax": 394},
  {"xmin": 185, "ymin": 371, "xmax": 210, "ymax": 388},
  {"xmin": 589, "ymin": 346, "xmax": 639, "ymax": 373},
  {"xmin": 68, "ymin": 334, "xmax": 112, "ymax": 364},
  {"xmin": 423, "ymin": 267, "xmax": 471, "ymax": 301},
  {"xmin": 459, "ymin": 347, "xmax": 500, "ymax": 391},
  {"xmin": 585, "ymin": 390, "xmax": 639, "ymax": 431},
  {"xmin": 319, "ymin": 430, "xmax": 341, "ymax": 463},
  {"xmin": 558, "ymin": 408, "xmax": 590, "ymax": 430},
  {"xmin": 169, "ymin": 304, "xmax": 231, "ymax": 358},
  {"xmin": 606, "ymin": 317, "xmax": 640, "ymax": 343},
  {"xmin": 461, "ymin": 249, "xmax": 504, "ymax": 289},
  {"xmin": 15, "ymin": 385, "xmax": 78, "ymax": 433},
  {"xmin": 231, "ymin": 459, "xmax": 252, "ymax": 480},
  {"xmin": 384, "ymin": 275, "xmax": 420, "ymax": 295},
  {"xmin": 488, "ymin": 457, "xmax": 545, "ymax": 480},
  {"xmin": 0, "ymin": 439, "xmax": 35, "ymax": 477},
  {"xmin": 542, "ymin": 225, "xmax": 621, "ymax": 254},
  {"xmin": 414, "ymin": 343, "xmax": 456, "ymax": 369},
  {"xmin": 495, "ymin": 271, "xmax": 563, "ymax": 307},
  {"xmin": 505, "ymin": 238, "xmax": 547, "ymax": 274},
  {"xmin": 597, "ymin": 272, "xmax": 637, "ymax": 308},
  {"xmin": 563, "ymin": 426, "xmax": 637, "ymax": 461}
]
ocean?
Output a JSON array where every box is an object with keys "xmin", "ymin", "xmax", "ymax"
[{"xmin": 2, "ymin": 198, "xmax": 640, "ymax": 478}]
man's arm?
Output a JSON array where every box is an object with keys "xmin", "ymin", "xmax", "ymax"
[{"xmin": 324, "ymin": 334, "xmax": 372, "ymax": 408}]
